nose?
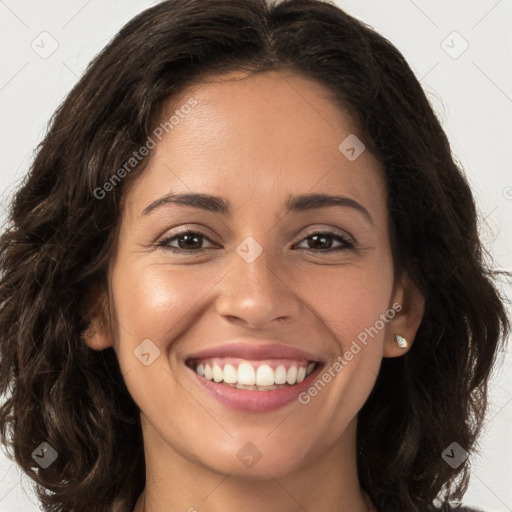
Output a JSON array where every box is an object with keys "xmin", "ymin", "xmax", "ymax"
[{"xmin": 215, "ymin": 246, "xmax": 302, "ymax": 329}]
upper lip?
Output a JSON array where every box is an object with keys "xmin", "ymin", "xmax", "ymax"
[{"xmin": 185, "ymin": 341, "xmax": 321, "ymax": 363}]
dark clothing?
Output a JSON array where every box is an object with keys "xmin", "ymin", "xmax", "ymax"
[
  {"xmin": 382, "ymin": 499, "xmax": 485, "ymax": 511},
  {"xmin": 426, "ymin": 504, "xmax": 483, "ymax": 512},
  {"xmin": 441, "ymin": 508, "xmax": 482, "ymax": 511},
  {"xmin": 443, "ymin": 508, "xmax": 482, "ymax": 511}
]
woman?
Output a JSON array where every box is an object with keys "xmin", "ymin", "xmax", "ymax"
[{"xmin": 0, "ymin": 1, "xmax": 508, "ymax": 511}]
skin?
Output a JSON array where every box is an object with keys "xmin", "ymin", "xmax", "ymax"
[{"xmin": 84, "ymin": 70, "xmax": 424, "ymax": 512}]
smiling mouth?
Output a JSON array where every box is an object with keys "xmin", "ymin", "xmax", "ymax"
[{"xmin": 185, "ymin": 357, "xmax": 319, "ymax": 391}]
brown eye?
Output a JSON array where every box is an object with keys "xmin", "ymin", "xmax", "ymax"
[
  {"xmin": 295, "ymin": 232, "xmax": 354, "ymax": 252},
  {"xmin": 157, "ymin": 230, "xmax": 216, "ymax": 254}
]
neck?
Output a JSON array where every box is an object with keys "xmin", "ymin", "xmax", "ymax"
[{"xmin": 133, "ymin": 416, "xmax": 375, "ymax": 512}]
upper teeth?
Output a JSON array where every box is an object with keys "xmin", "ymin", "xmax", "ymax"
[{"xmin": 193, "ymin": 359, "xmax": 316, "ymax": 387}]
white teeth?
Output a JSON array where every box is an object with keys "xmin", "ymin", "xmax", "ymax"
[
  {"xmin": 223, "ymin": 363, "xmax": 237, "ymax": 383},
  {"xmin": 194, "ymin": 360, "xmax": 317, "ymax": 389},
  {"xmin": 237, "ymin": 362, "xmax": 256, "ymax": 385},
  {"xmin": 256, "ymin": 365, "xmax": 275, "ymax": 386},
  {"xmin": 286, "ymin": 366, "xmax": 297, "ymax": 385},
  {"xmin": 274, "ymin": 365, "xmax": 287, "ymax": 385},
  {"xmin": 212, "ymin": 363, "xmax": 223, "ymax": 382}
]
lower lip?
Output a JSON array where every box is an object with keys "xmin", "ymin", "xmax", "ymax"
[{"xmin": 187, "ymin": 364, "xmax": 323, "ymax": 413}]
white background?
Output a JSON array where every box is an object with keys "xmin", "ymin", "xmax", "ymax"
[{"xmin": 0, "ymin": 1, "xmax": 511, "ymax": 511}]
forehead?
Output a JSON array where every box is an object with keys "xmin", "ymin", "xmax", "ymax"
[
  {"xmin": 124, "ymin": 70, "xmax": 386, "ymax": 220},
  {"xmin": 157, "ymin": 69, "xmax": 364, "ymax": 165}
]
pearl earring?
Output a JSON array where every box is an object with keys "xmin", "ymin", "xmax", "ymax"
[{"xmin": 395, "ymin": 334, "xmax": 408, "ymax": 348}]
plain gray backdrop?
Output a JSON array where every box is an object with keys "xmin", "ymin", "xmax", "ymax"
[{"xmin": 0, "ymin": 1, "xmax": 511, "ymax": 511}]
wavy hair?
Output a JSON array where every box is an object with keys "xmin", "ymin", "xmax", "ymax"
[{"xmin": 0, "ymin": 0, "xmax": 509, "ymax": 511}]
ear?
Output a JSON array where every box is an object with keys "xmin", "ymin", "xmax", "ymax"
[
  {"xmin": 383, "ymin": 272, "xmax": 425, "ymax": 357},
  {"xmin": 81, "ymin": 282, "xmax": 113, "ymax": 351}
]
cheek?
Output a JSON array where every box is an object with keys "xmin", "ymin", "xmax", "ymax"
[
  {"xmin": 296, "ymin": 254, "xmax": 394, "ymax": 413},
  {"xmin": 109, "ymin": 261, "xmax": 218, "ymax": 437},
  {"xmin": 301, "ymin": 260, "xmax": 394, "ymax": 348},
  {"xmin": 112, "ymin": 261, "xmax": 216, "ymax": 345},
  {"xmin": 107, "ymin": 260, "xmax": 210, "ymax": 395}
]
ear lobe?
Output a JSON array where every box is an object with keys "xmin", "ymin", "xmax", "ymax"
[
  {"xmin": 383, "ymin": 273, "xmax": 425, "ymax": 358},
  {"xmin": 81, "ymin": 283, "xmax": 113, "ymax": 351}
]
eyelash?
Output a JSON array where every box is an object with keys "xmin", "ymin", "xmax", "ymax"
[{"xmin": 156, "ymin": 229, "xmax": 355, "ymax": 254}]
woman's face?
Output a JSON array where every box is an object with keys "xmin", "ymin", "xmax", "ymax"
[{"xmin": 89, "ymin": 70, "xmax": 422, "ymax": 478}]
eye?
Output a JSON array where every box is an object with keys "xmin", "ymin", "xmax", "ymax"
[
  {"xmin": 294, "ymin": 231, "xmax": 354, "ymax": 252},
  {"xmin": 156, "ymin": 229, "xmax": 216, "ymax": 254}
]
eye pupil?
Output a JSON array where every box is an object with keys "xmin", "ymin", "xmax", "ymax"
[
  {"xmin": 178, "ymin": 233, "xmax": 202, "ymax": 250},
  {"xmin": 309, "ymin": 234, "xmax": 331, "ymax": 250}
]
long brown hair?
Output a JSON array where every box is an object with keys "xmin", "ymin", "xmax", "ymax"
[{"xmin": 0, "ymin": 1, "xmax": 509, "ymax": 511}]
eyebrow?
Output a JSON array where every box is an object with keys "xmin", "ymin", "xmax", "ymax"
[{"xmin": 140, "ymin": 192, "xmax": 374, "ymax": 226}]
